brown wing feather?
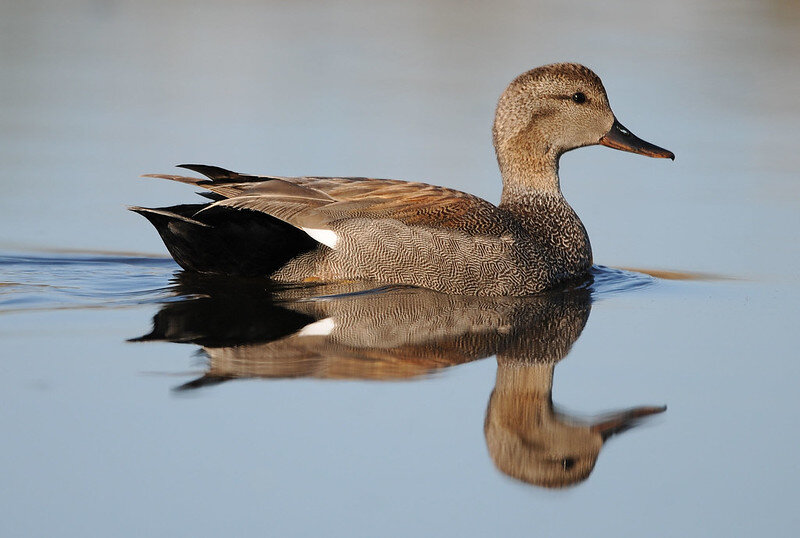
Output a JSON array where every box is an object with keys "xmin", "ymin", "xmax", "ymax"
[
  {"xmin": 144, "ymin": 166, "xmax": 506, "ymax": 233},
  {"xmin": 286, "ymin": 177, "xmax": 504, "ymax": 231},
  {"xmin": 210, "ymin": 196, "xmax": 331, "ymax": 229}
]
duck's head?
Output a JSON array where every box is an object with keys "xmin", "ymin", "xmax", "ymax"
[
  {"xmin": 484, "ymin": 361, "xmax": 667, "ymax": 488},
  {"xmin": 493, "ymin": 63, "xmax": 673, "ymax": 189}
]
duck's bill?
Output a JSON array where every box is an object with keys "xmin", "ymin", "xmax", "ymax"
[
  {"xmin": 590, "ymin": 405, "xmax": 667, "ymax": 441},
  {"xmin": 599, "ymin": 119, "xmax": 675, "ymax": 160}
]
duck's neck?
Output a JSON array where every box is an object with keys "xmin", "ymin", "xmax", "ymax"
[
  {"xmin": 496, "ymin": 147, "xmax": 593, "ymax": 275},
  {"xmin": 496, "ymin": 145, "xmax": 569, "ymax": 215},
  {"xmin": 496, "ymin": 128, "xmax": 563, "ymax": 199},
  {"xmin": 501, "ymin": 161, "xmax": 561, "ymax": 202},
  {"xmin": 494, "ymin": 361, "xmax": 555, "ymax": 401}
]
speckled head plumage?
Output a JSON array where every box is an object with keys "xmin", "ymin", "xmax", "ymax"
[
  {"xmin": 493, "ymin": 63, "xmax": 674, "ymax": 194},
  {"xmin": 494, "ymin": 64, "xmax": 613, "ymax": 156}
]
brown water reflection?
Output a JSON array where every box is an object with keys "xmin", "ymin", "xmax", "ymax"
[{"xmin": 135, "ymin": 275, "xmax": 664, "ymax": 488}]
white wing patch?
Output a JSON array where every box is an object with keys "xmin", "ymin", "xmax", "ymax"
[
  {"xmin": 297, "ymin": 317, "xmax": 336, "ymax": 337},
  {"xmin": 301, "ymin": 227, "xmax": 339, "ymax": 249}
]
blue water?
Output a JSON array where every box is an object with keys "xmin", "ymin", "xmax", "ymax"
[
  {"xmin": 0, "ymin": 252, "xmax": 177, "ymax": 312},
  {"xmin": 4, "ymin": 250, "xmax": 795, "ymax": 538}
]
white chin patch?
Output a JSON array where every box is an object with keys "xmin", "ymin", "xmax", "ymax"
[
  {"xmin": 301, "ymin": 227, "xmax": 339, "ymax": 249},
  {"xmin": 297, "ymin": 317, "xmax": 336, "ymax": 337}
]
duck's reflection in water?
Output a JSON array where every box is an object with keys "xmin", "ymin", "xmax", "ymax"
[{"xmin": 134, "ymin": 274, "xmax": 664, "ymax": 488}]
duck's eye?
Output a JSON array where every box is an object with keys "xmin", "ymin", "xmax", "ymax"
[
  {"xmin": 561, "ymin": 457, "xmax": 576, "ymax": 471},
  {"xmin": 572, "ymin": 92, "xmax": 587, "ymax": 104}
]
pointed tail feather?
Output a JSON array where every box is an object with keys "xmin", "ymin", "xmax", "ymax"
[
  {"xmin": 129, "ymin": 205, "xmax": 210, "ymax": 227},
  {"xmin": 140, "ymin": 173, "xmax": 211, "ymax": 186},
  {"xmin": 177, "ymin": 164, "xmax": 243, "ymax": 181},
  {"xmin": 177, "ymin": 164, "xmax": 279, "ymax": 184}
]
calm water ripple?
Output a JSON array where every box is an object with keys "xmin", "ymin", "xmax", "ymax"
[
  {"xmin": 0, "ymin": 251, "xmax": 658, "ymax": 313},
  {"xmin": 0, "ymin": 251, "xmax": 178, "ymax": 312}
]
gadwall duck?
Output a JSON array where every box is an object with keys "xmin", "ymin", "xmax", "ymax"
[{"xmin": 132, "ymin": 63, "xmax": 673, "ymax": 295}]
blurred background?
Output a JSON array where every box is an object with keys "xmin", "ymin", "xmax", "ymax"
[{"xmin": 1, "ymin": 1, "xmax": 799, "ymax": 537}]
